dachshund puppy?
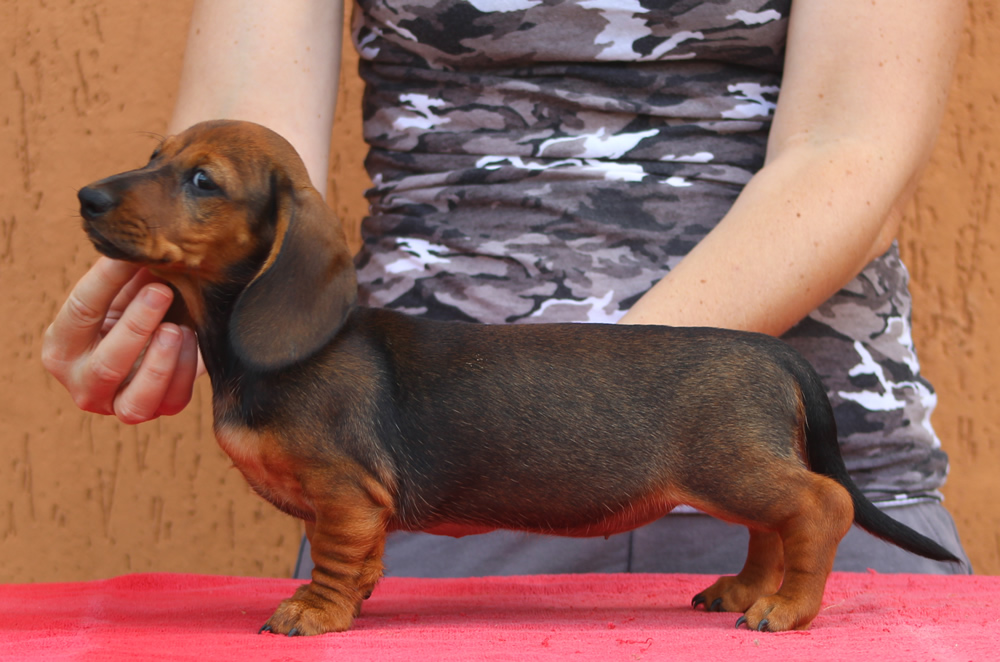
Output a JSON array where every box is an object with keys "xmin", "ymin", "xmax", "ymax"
[{"xmin": 78, "ymin": 120, "xmax": 957, "ymax": 635}]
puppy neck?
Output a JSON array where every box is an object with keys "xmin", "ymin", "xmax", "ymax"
[{"xmin": 178, "ymin": 277, "xmax": 291, "ymax": 429}]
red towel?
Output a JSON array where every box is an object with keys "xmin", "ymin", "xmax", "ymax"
[{"xmin": 1, "ymin": 572, "xmax": 996, "ymax": 661}]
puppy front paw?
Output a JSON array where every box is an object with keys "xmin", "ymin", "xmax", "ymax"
[{"xmin": 260, "ymin": 585, "xmax": 359, "ymax": 636}]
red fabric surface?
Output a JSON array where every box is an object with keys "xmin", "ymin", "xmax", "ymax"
[{"xmin": 0, "ymin": 571, "xmax": 995, "ymax": 661}]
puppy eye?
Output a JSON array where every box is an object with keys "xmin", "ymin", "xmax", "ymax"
[{"xmin": 191, "ymin": 169, "xmax": 219, "ymax": 192}]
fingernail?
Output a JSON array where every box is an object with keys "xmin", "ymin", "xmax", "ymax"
[
  {"xmin": 156, "ymin": 325, "xmax": 182, "ymax": 348},
  {"xmin": 142, "ymin": 285, "xmax": 172, "ymax": 308}
]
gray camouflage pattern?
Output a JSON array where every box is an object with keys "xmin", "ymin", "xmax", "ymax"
[{"xmin": 350, "ymin": 0, "xmax": 948, "ymax": 499}]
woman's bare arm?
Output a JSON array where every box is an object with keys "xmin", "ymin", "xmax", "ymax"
[{"xmin": 620, "ymin": 0, "xmax": 964, "ymax": 335}]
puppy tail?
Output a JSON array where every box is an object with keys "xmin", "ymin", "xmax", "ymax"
[{"xmin": 788, "ymin": 351, "xmax": 960, "ymax": 564}]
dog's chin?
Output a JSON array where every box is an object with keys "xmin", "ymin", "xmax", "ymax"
[{"xmin": 84, "ymin": 225, "xmax": 146, "ymax": 263}]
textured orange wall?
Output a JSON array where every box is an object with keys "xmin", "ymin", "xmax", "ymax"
[
  {"xmin": 898, "ymin": 0, "xmax": 1000, "ymax": 575},
  {"xmin": 1, "ymin": 1, "xmax": 997, "ymax": 582}
]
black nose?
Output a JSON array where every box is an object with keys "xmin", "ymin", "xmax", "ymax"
[{"xmin": 78, "ymin": 186, "xmax": 117, "ymax": 220}]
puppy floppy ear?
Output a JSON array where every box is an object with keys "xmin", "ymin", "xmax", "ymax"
[{"xmin": 229, "ymin": 179, "xmax": 357, "ymax": 371}]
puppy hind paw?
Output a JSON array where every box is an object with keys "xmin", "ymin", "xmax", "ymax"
[
  {"xmin": 691, "ymin": 594, "xmax": 725, "ymax": 612},
  {"xmin": 734, "ymin": 615, "xmax": 770, "ymax": 631},
  {"xmin": 691, "ymin": 576, "xmax": 764, "ymax": 614},
  {"xmin": 736, "ymin": 595, "xmax": 814, "ymax": 632}
]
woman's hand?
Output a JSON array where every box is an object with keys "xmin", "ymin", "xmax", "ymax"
[{"xmin": 42, "ymin": 257, "xmax": 201, "ymax": 424}]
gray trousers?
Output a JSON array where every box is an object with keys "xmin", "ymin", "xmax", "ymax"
[{"xmin": 294, "ymin": 501, "xmax": 972, "ymax": 579}]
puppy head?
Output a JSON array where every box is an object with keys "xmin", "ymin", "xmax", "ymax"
[{"xmin": 79, "ymin": 120, "xmax": 357, "ymax": 371}]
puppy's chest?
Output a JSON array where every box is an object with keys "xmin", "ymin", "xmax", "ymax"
[{"xmin": 215, "ymin": 423, "xmax": 312, "ymax": 520}]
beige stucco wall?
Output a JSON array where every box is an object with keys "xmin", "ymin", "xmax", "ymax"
[{"xmin": 1, "ymin": 1, "xmax": 997, "ymax": 581}]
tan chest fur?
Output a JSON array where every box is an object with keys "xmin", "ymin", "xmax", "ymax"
[{"xmin": 215, "ymin": 423, "xmax": 313, "ymax": 519}]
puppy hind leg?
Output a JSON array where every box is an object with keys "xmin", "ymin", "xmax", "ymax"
[
  {"xmin": 693, "ymin": 529, "xmax": 784, "ymax": 614},
  {"xmin": 739, "ymin": 475, "xmax": 854, "ymax": 632}
]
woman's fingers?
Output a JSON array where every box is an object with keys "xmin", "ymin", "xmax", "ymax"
[
  {"xmin": 43, "ymin": 257, "xmax": 202, "ymax": 423},
  {"xmin": 78, "ymin": 283, "xmax": 175, "ymax": 415},
  {"xmin": 103, "ymin": 267, "xmax": 165, "ymax": 334},
  {"xmin": 112, "ymin": 323, "xmax": 186, "ymax": 424},
  {"xmin": 42, "ymin": 258, "xmax": 141, "ymax": 370},
  {"xmin": 156, "ymin": 325, "xmax": 200, "ymax": 417}
]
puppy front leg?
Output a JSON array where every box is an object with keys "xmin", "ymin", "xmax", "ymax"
[
  {"xmin": 262, "ymin": 487, "xmax": 389, "ymax": 636},
  {"xmin": 357, "ymin": 535, "xmax": 387, "ymax": 608}
]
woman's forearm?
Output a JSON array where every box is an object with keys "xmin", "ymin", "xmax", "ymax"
[
  {"xmin": 619, "ymin": 141, "xmax": 916, "ymax": 335},
  {"xmin": 620, "ymin": 0, "xmax": 963, "ymax": 336},
  {"xmin": 167, "ymin": 0, "xmax": 344, "ymax": 196}
]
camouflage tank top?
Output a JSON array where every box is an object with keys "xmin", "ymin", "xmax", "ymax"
[{"xmin": 351, "ymin": 0, "xmax": 948, "ymax": 501}]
